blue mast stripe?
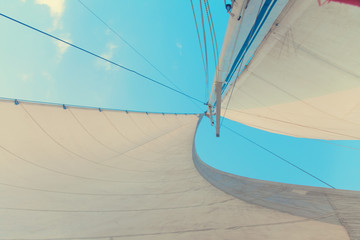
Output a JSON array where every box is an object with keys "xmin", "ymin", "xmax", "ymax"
[
  {"xmin": 221, "ymin": 0, "xmax": 278, "ymax": 95},
  {"xmin": 224, "ymin": 0, "xmax": 273, "ymax": 85}
]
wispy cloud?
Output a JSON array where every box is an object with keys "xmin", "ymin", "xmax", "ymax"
[
  {"xmin": 35, "ymin": 0, "xmax": 71, "ymax": 59},
  {"xmin": 20, "ymin": 73, "xmax": 32, "ymax": 82},
  {"xmin": 176, "ymin": 42, "xmax": 183, "ymax": 55},
  {"xmin": 176, "ymin": 42, "xmax": 183, "ymax": 49},
  {"xmin": 42, "ymin": 71, "xmax": 54, "ymax": 82},
  {"xmin": 99, "ymin": 43, "xmax": 118, "ymax": 70},
  {"xmin": 101, "ymin": 43, "xmax": 117, "ymax": 59},
  {"xmin": 56, "ymin": 40, "xmax": 69, "ymax": 55},
  {"xmin": 54, "ymin": 33, "xmax": 71, "ymax": 59},
  {"xmin": 35, "ymin": 0, "xmax": 65, "ymax": 30},
  {"xmin": 41, "ymin": 72, "xmax": 56, "ymax": 98},
  {"xmin": 105, "ymin": 28, "xmax": 111, "ymax": 35}
]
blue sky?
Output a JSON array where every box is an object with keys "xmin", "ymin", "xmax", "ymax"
[
  {"xmin": 196, "ymin": 117, "xmax": 360, "ymax": 191},
  {"xmin": 1, "ymin": 0, "xmax": 359, "ymax": 191},
  {"xmin": 0, "ymin": 0, "xmax": 228, "ymax": 113}
]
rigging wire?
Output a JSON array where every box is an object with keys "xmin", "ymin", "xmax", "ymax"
[
  {"xmin": 315, "ymin": 140, "xmax": 360, "ymax": 151},
  {"xmin": 205, "ymin": 0, "xmax": 219, "ymax": 65},
  {"xmin": 208, "ymin": 0, "xmax": 244, "ymax": 107},
  {"xmin": 190, "ymin": 0, "xmax": 208, "ymax": 102},
  {"xmin": 217, "ymin": 2, "xmax": 247, "ymax": 125},
  {"xmin": 205, "ymin": 0, "xmax": 220, "ymax": 112},
  {"xmin": 0, "ymin": 12, "xmax": 206, "ymax": 106},
  {"xmin": 204, "ymin": 0, "xmax": 217, "ymax": 67},
  {"xmin": 199, "ymin": 0, "xmax": 210, "ymax": 99},
  {"xmin": 222, "ymin": 124, "xmax": 336, "ymax": 189},
  {"xmin": 77, "ymin": 0, "xmax": 204, "ymax": 112},
  {"xmin": 221, "ymin": 0, "xmax": 264, "ymax": 125},
  {"xmin": 204, "ymin": 0, "xmax": 220, "ymax": 119},
  {"xmin": 220, "ymin": 60, "xmax": 244, "ymax": 127},
  {"xmin": 206, "ymin": 0, "xmax": 220, "ymax": 94}
]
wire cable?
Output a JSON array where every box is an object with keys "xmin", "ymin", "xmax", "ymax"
[
  {"xmin": 207, "ymin": 0, "xmax": 245, "ymax": 105},
  {"xmin": 207, "ymin": 1, "xmax": 219, "ymax": 60},
  {"xmin": 205, "ymin": 0, "xmax": 219, "ymax": 66},
  {"xmin": 0, "ymin": 12, "xmax": 206, "ymax": 105},
  {"xmin": 204, "ymin": 1, "xmax": 220, "ymax": 105},
  {"xmin": 204, "ymin": 0, "xmax": 217, "ymax": 67},
  {"xmin": 221, "ymin": 0, "xmax": 264, "ymax": 125},
  {"xmin": 220, "ymin": 59, "xmax": 244, "ymax": 127},
  {"xmin": 205, "ymin": 0, "xmax": 220, "ymax": 111},
  {"xmin": 77, "ymin": 0, "xmax": 204, "ymax": 111},
  {"xmin": 199, "ymin": 0, "xmax": 210, "ymax": 99},
  {"xmin": 190, "ymin": 0, "xmax": 208, "ymax": 102},
  {"xmin": 222, "ymin": 124, "xmax": 336, "ymax": 189}
]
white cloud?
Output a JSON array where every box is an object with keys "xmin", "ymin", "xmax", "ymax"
[
  {"xmin": 176, "ymin": 42, "xmax": 183, "ymax": 56},
  {"xmin": 101, "ymin": 43, "xmax": 117, "ymax": 59},
  {"xmin": 34, "ymin": 0, "xmax": 70, "ymax": 61},
  {"xmin": 176, "ymin": 42, "xmax": 183, "ymax": 49},
  {"xmin": 41, "ymin": 72, "xmax": 56, "ymax": 98},
  {"xmin": 20, "ymin": 0, "xmax": 27, "ymax": 3},
  {"xmin": 53, "ymin": 33, "xmax": 71, "ymax": 60},
  {"xmin": 57, "ymin": 35, "xmax": 71, "ymax": 54},
  {"xmin": 35, "ymin": 0, "xmax": 65, "ymax": 30},
  {"xmin": 56, "ymin": 41, "xmax": 69, "ymax": 55},
  {"xmin": 99, "ymin": 43, "xmax": 118, "ymax": 70},
  {"xmin": 42, "ymin": 71, "xmax": 53, "ymax": 81},
  {"xmin": 20, "ymin": 73, "xmax": 32, "ymax": 82}
]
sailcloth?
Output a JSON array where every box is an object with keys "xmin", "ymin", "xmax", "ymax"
[
  {"xmin": 212, "ymin": 0, "xmax": 360, "ymax": 139},
  {"xmin": 1, "ymin": 0, "xmax": 360, "ymax": 239},
  {"xmin": 0, "ymin": 99, "xmax": 356, "ymax": 239}
]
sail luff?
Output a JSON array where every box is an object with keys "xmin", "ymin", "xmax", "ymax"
[{"xmin": 216, "ymin": 0, "xmax": 360, "ymax": 139}]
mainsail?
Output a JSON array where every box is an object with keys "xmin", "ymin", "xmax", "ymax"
[
  {"xmin": 209, "ymin": 0, "xmax": 360, "ymax": 139},
  {"xmin": 0, "ymin": 99, "xmax": 358, "ymax": 239}
]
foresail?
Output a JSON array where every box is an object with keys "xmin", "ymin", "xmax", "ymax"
[{"xmin": 213, "ymin": 0, "xmax": 360, "ymax": 139}]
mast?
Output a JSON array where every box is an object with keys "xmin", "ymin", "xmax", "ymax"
[{"xmin": 207, "ymin": 0, "xmax": 246, "ymax": 136}]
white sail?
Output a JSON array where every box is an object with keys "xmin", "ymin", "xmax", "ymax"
[
  {"xmin": 0, "ymin": 99, "xmax": 355, "ymax": 239},
  {"xmin": 1, "ymin": 0, "xmax": 360, "ymax": 238},
  {"xmin": 211, "ymin": 0, "xmax": 360, "ymax": 139}
]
